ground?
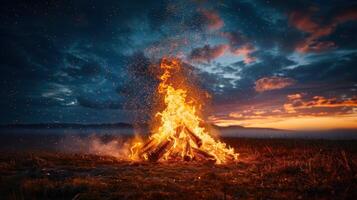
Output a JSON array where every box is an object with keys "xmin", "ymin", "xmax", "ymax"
[{"xmin": 0, "ymin": 135, "xmax": 356, "ymax": 200}]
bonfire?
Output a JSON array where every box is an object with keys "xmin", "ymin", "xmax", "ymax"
[{"xmin": 130, "ymin": 58, "xmax": 238, "ymax": 164}]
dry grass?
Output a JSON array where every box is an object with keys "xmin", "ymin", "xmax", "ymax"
[{"xmin": 0, "ymin": 138, "xmax": 356, "ymax": 199}]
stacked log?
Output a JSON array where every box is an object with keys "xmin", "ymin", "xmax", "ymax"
[
  {"xmin": 183, "ymin": 139, "xmax": 192, "ymax": 161},
  {"xmin": 185, "ymin": 127, "xmax": 202, "ymax": 147},
  {"xmin": 175, "ymin": 126, "xmax": 184, "ymax": 137},
  {"xmin": 139, "ymin": 138, "xmax": 155, "ymax": 158},
  {"xmin": 192, "ymin": 147, "xmax": 216, "ymax": 162},
  {"xmin": 148, "ymin": 139, "xmax": 174, "ymax": 162},
  {"xmin": 136, "ymin": 125, "xmax": 232, "ymax": 163}
]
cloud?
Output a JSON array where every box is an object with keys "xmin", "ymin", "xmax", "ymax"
[
  {"xmin": 221, "ymin": 31, "xmax": 247, "ymax": 47},
  {"xmin": 284, "ymin": 51, "xmax": 357, "ymax": 83},
  {"xmin": 287, "ymin": 93, "xmax": 303, "ymax": 101},
  {"xmin": 284, "ymin": 95, "xmax": 357, "ymax": 113},
  {"xmin": 255, "ymin": 76, "xmax": 296, "ymax": 92},
  {"xmin": 63, "ymin": 60, "xmax": 102, "ymax": 78},
  {"xmin": 289, "ymin": 11, "xmax": 335, "ymax": 53},
  {"xmin": 289, "ymin": 8, "xmax": 357, "ymax": 53},
  {"xmin": 333, "ymin": 8, "xmax": 357, "ymax": 24},
  {"xmin": 221, "ymin": 32, "xmax": 256, "ymax": 64},
  {"xmin": 199, "ymin": 9, "xmax": 224, "ymax": 31},
  {"xmin": 188, "ymin": 39, "xmax": 255, "ymax": 66},
  {"xmin": 189, "ymin": 44, "xmax": 229, "ymax": 63},
  {"xmin": 231, "ymin": 44, "xmax": 256, "ymax": 64},
  {"xmin": 77, "ymin": 96, "xmax": 123, "ymax": 110}
]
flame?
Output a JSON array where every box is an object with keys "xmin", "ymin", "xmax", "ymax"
[{"xmin": 130, "ymin": 58, "xmax": 238, "ymax": 164}]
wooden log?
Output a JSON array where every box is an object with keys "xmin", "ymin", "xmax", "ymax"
[
  {"xmin": 225, "ymin": 153, "xmax": 236, "ymax": 161},
  {"xmin": 183, "ymin": 140, "xmax": 192, "ymax": 161},
  {"xmin": 185, "ymin": 127, "xmax": 202, "ymax": 147},
  {"xmin": 139, "ymin": 138, "xmax": 156, "ymax": 156},
  {"xmin": 139, "ymin": 145, "xmax": 155, "ymax": 158},
  {"xmin": 141, "ymin": 138, "xmax": 154, "ymax": 150},
  {"xmin": 148, "ymin": 139, "xmax": 174, "ymax": 162},
  {"xmin": 167, "ymin": 151, "xmax": 180, "ymax": 161},
  {"xmin": 175, "ymin": 126, "xmax": 184, "ymax": 137},
  {"xmin": 192, "ymin": 147, "xmax": 216, "ymax": 162}
]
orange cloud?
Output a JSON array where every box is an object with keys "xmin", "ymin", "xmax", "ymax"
[
  {"xmin": 189, "ymin": 44, "xmax": 229, "ymax": 63},
  {"xmin": 289, "ymin": 12, "xmax": 316, "ymax": 32},
  {"xmin": 221, "ymin": 32, "xmax": 256, "ymax": 64},
  {"xmin": 231, "ymin": 44, "xmax": 256, "ymax": 64},
  {"xmin": 284, "ymin": 95, "xmax": 357, "ymax": 113},
  {"xmin": 289, "ymin": 11, "xmax": 335, "ymax": 53},
  {"xmin": 255, "ymin": 76, "xmax": 296, "ymax": 92},
  {"xmin": 289, "ymin": 9, "xmax": 357, "ymax": 53},
  {"xmin": 287, "ymin": 93, "xmax": 303, "ymax": 100},
  {"xmin": 200, "ymin": 9, "xmax": 224, "ymax": 31}
]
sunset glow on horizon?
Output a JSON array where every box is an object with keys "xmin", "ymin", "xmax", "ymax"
[
  {"xmin": 212, "ymin": 114, "xmax": 357, "ymax": 130},
  {"xmin": 211, "ymin": 93, "xmax": 357, "ymax": 130}
]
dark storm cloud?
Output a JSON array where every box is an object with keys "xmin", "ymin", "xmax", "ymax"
[
  {"xmin": 288, "ymin": 7, "xmax": 357, "ymax": 53},
  {"xmin": 239, "ymin": 52, "xmax": 297, "ymax": 80},
  {"xmin": 189, "ymin": 44, "xmax": 229, "ymax": 63},
  {"xmin": 218, "ymin": 0, "xmax": 357, "ymax": 55},
  {"xmin": 146, "ymin": 2, "xmax": 225, "ymax": 33},
  {"xmin": 284, "ymin": 52, "xmax": 357, "ymax": 83},
  {"xmin": 0, "ymin": 0, "xmax": 356, "ymax": 124},
  {"xmin": 77, "ymin": 97, "xmax": 123, "ymax": 110},
  {"xmin": 0, "ymin": 0, "xmax": 159, "ymax": 123},
  {"xmin": 0, "ymin": 32, "xmax": 59, "ymax": 81},
  {"xmin": 0, "ymin": 0, "xmax": 159, "ymax": 41},
  {"xmin": 219, "ymin": 1, "xmax": 298, "ymax": 51},
  {"xmin": 62, "ymin": 58, "xmax": 102, "ymax": 78}
]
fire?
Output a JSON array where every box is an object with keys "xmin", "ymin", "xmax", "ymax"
[{"xmin": 130, "ymin": 58, "xmax": 238, "ymax": 164}]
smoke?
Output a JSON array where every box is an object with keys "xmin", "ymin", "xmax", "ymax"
[
  {"xmin": 58, "ymin": 134, "xmax": 141, "ymax": 160},
  {"xmin": 88, "ymin": 137, "xmax": 131, "ymax": 159}
]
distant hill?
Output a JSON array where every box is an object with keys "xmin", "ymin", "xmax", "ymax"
[
  {"xmin": 212, "ymin": 124, "xmax": 288, "ymax": 132},
  {"xmin": 214, "ymin": 125, "xmax": 357, "ymax": 139},
  {"xmin": 1, "ymin": 123, "xmax": 356, "ymax": 139}
]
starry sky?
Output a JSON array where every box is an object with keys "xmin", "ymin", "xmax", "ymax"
[{"xmin": 1, "ymin": 0, "xmax": 357, "ymax": 129}]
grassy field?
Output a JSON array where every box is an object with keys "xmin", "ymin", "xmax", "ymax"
[{"xmin": 0, "ymin": 136, "xmax": 356, "ymax": 199}]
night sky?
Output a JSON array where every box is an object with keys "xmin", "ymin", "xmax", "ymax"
[{"xmin": 1, "ymin": 0, "xmax": 357, "ymax": 130}]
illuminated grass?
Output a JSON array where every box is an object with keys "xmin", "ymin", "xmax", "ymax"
[{"xmin": 0, "ymin": 138, "xmax": 356, "ymax": 199}]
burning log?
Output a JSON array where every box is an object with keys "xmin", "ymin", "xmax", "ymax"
[
  {"xmin": 225, "ymin": 153, "xmax": 236, "ymax": 161},
  {"xmin": 175, "ymin": 126, "xmax": 184, "ymax": 137},
  {"xmin": 185, "ymin": 127, "xmax": 202, "ymax": 147},
  {"xmin": 139, "ymin": 138, "xmax": 156, "ymax": 157},
  {"xmin": 192, "ymin": 147, "xmax": 216, "ymax": 162},
  {"xmin": 183, "ymin": 140, "xmax": 192, "ymax": 161},
  {"xmin": 141, "ymin": 138, "xmax": 154, "ymax": 151},
  {"xmin": 148, "ymin": 139, "xmax": 174, "ymax": 162}
]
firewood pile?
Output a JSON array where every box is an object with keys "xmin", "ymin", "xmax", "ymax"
[{"xmin": 136, "ymin": 126, "xmax": 234, "ymax": 163}]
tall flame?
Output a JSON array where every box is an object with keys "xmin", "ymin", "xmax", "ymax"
[{"xmin": 130, "ymin": 58, "xmax": 238, "ymax": 164}]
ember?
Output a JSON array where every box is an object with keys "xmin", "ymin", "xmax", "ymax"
[{"xmin": 130, "ymin": 58, "xmax": 238, "ymax": 164}]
